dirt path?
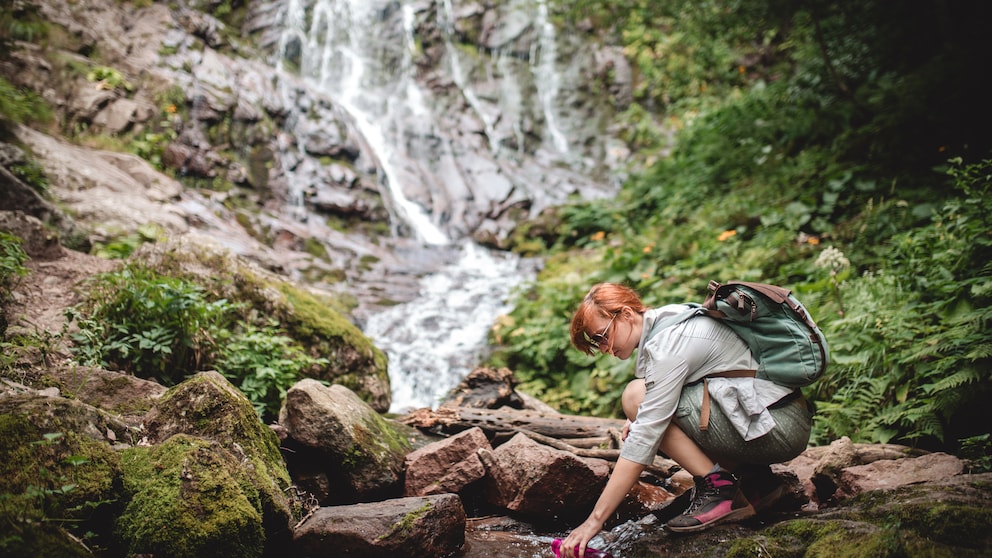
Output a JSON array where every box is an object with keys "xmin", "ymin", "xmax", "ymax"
[{"xmin": 5, "ymin": 248, "xmax": 118, "ymax": 359}]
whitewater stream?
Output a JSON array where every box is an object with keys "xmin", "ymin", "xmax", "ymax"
[{"xmin": 270, "ymin": 0, "xmax": 607, "ymax": 413}]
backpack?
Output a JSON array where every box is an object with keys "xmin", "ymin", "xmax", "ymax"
[{"xmin": 656, "ymin": 280, "xmax": 830, "ymax": 389}]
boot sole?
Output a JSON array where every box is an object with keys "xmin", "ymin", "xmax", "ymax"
[{"xmin": 665, "ymin": 504, "xmax": 756, "ymax": 533}]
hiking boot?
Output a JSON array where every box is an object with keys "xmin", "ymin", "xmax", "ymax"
[
  {"xmin": 739, "ymin": 464, "xmax": 788, "ymax": 513},
  {"xmin": 665, "ymin": 471, "xmax": 755, "ymax": 533}
]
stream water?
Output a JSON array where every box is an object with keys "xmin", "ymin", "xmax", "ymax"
[
  {"xmin": 266, "ymin": 0, "xmax": 630, "ymax": 554},
  {"xmin": 273, "ymin": 0, "xmax": 601, "ymax": 412}
]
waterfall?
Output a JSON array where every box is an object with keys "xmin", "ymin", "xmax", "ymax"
[{"xmin": 273, "ymin": 0, "xmax": 587, "ymax": 410}]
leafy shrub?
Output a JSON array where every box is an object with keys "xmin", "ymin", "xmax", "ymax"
[
  {"xmin": 812, "ymin": 159, "xmax": 992, "ymax": 447},
  {"xmin": 0, "ymin": 76, "xmax": 52, "ymax": 127},
  {"xmin": 67, "ymin": 265, "xmax": 327, "ymax": 421},
  {"xmin": 68, "ymin": 266, "xmax": 235, "ymax": 385},
  {"xmin": 214, "ymin": 320, "xmax": 327, "ymax": 422},
  {"xmin": 0, "ymin": 232, "xmax": 28, "ymax": 307}
]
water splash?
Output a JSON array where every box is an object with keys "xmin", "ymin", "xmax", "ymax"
[{"xmin": 365, "ymin": 241, "xmax": 532, "ymax": 413}]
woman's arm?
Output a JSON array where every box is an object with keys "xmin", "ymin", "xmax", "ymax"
[{"xmin": 559, "ymin": 458, "xmax": 645, "ymax": 558}]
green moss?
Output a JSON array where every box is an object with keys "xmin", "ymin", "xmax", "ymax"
[
  {"xmin": 340, "ymin": 412, "xmax": 410, "ymax": 474},
  {"xmin": 378, "ymin": 500, "xmax": 433, "ymax": 541},
  {"xmin": 847, "ymin": 485, "xmax": 992, "ymax": 551},
  {"xmin": 302, "ymin": 237, "xmax": 327, "ymax": 259},
  {"xmin": 117, "ymin": 435, "xmax": 264, "ymax": 558},
  {"xmin": 0, "ymin": 399, "xmax": 123, "ymax": 553},
  {"xmin": 133, "ymin": 242, "xmax": 389, "ymax": 407},
  {"xmin": 153, "ymin": 373, "xmax": 290, "ymax": 489}
]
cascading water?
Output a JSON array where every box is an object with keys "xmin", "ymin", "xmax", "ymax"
[{"xmin": 273, "ymin": 0, "xmax": 601, "ymax": 412}]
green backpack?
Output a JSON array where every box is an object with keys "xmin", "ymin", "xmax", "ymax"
[{"xmin": 657, "ymin": 280, "xmax": 830, "ymax": 389}]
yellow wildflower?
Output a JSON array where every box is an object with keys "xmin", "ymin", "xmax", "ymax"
[{"xmin": 717, "ymin": 229, "xmax": 737, "ymax": 241}]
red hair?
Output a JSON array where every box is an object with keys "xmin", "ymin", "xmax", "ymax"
[{"xmin": 570, "ymin": 283, "xmax": 648, "ymax": 355}]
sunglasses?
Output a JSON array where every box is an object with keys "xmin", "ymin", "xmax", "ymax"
[{"xmin": 589, "ymin": 311, "xmax": 620, "ymax": 346}]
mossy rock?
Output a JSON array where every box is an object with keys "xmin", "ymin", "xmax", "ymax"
[
  {"xmin": 116, "ymin": 434, "xmax": 265, "ymax": 558},
  {"xmin": 623, "ymin": 474, "xmax": 992, "ymax": 558},
  {"xmin": 131, "ymin": 236, "xmax": 391, "ymax": 411},
  {"xmin": 725, "ymin": 476, "xmax": 992, "ymax": 558},
  {"xmin": 141, "ymin": 371, "xmax": 294, "ymax": 546},
  {"xmin": 0, "ymin": 395, "xmax": 124, "ymax": 554},
  {"xmin": 280, "ymin": 380, "xmax": 411, "ymax": 503}
]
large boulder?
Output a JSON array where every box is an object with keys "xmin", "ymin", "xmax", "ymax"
[
  {"xmin": 479, "ymin": 432, "xmax": 610, "ymax": 519},
  {"xmin": 292, "ymin": 494, "xmax": 466, "ymax": 558},
  {"xmin": 116, "ymin": 434, "xmax": 266, "ymax": 558},
  {"xmin": 141, "ymin": 371, "xmax": 294, "ymax": 551},
  {"xmin": 278, "ymin": 379, "xmax": 410, "ymax": 504}
]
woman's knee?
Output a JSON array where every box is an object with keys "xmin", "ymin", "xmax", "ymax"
[{"xmin": 622, "ymin": 378, "xmax": 646, "ymax": 421}]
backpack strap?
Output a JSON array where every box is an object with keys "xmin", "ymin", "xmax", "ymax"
[{"xmin": 699, "ymin": 370, "xmax": 757, "ymax": 431}]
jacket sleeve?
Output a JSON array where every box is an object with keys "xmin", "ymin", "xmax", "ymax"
[{"xmin": 618, "ymin": 348, "xmax": 690, "ymax": 466}]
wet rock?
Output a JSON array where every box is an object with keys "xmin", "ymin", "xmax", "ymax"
[
  {"xmin": 278, "ymin": 379, "xmax": 410, "ymax": 504},
  {"xmin": 479, "ymin": 432, "xmax": 609, "ymax": 519},
  {"xmin": 404, "ymin": 426, "xmax": 491, "ymax": 497},
  {"xmin": 191, "ymin": 48, "xmax": 237, "ymax": 117},
  {"xmin": 440, "ymin": 366, "xmax": 523, "ymax": 410},
  {"xmin": 293, "ymin": 493, "xmax": 466, "ymax": 558}
]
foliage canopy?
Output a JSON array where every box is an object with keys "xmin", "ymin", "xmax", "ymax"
[{"xmin": 492, "ymin": 0, "xmax": 992, "ymax": 452}]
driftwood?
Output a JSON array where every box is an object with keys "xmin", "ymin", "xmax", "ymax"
[
  {"xmin": 516, "ymin": 429, "xmax": 680, "ymax": 478},
  {"xmin": 399, "ymin": 406, "xmax": 627, "ymax": 439}
]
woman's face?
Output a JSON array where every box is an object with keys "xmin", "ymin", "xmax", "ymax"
[{"xmin": 588, "ymin": 308, "xmax": 640, "ymax": 360}]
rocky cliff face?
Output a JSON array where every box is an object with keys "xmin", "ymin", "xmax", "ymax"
[{"xmin": 1, "ymin": 0, "xmax": 630, "ymax": 317}]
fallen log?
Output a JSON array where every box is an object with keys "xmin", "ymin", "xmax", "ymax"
[
  {"xmin": 516, "ymin": 429, "xmax": 680, "ymax": 478},
  {"xmin": 399, "ymin": 406, "xmax": 627, "ymax": 440}
]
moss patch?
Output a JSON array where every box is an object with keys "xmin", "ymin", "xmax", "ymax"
[
  {"xmin": 134, "ymin": 240, "xmax": 390, "ymax": 407},
  {"xmin": 116, "ymin": 435, "xmax": 264, "ymax": 558},
  {"xmin": 0, "ymin": 396, "xmax": 123, "ymax": 553},
  {"xmin": 145, "ymin": 372, "xmax": 295, "ymax": 541},
  {"xmin": 379, "ymin": 500, "xmax": 433, "ymax": 541}
]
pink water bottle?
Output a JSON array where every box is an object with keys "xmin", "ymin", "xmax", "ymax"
[{"xmin": 551, "ymin": 538, "xmax": 614, "ymax": 558}]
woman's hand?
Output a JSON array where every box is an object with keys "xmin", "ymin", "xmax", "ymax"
[
  {"xmin": 621, "ymin": 419, "xmax": 631, "ymax": 441},
  {"xmin": 559, "ymin": 517, "xmax": 604, "ymax": 558}
]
